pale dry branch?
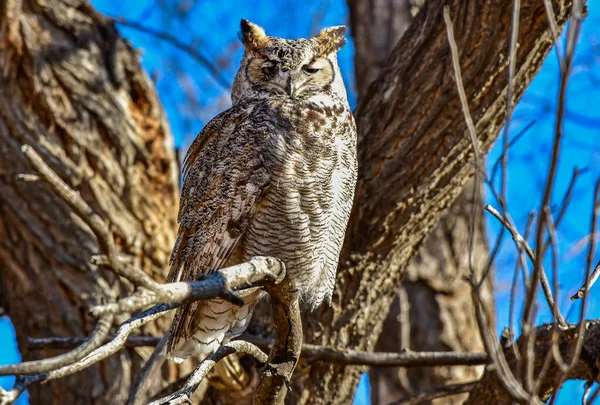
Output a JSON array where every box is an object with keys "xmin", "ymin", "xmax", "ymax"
[
  {"xmin": 4, "ymin": 145, "xmax": 289, "ymax": 405},
  {"xmin": 465, "ymin": 321, "xmax": 600, "ymax": 404},
  {"xmin": 21, "ymin": 145, "xmax": 163, "ymax": 292},
  {"xmin": 89, "ymin": 256, "xmax": 285, "ymax": 317},
  {"xmin": 485, "ymin": 204, "xmax": 566, "ymax": 326},
  {"xmin": 148, "ymin": 341, "xmax": 268, "ymax": 405},
  {"xmin": 28, "ymin": 335, "xmax": 490, "ymax": 368},
  {"xmin": 572, "ymin": 180, "xmax": 600, "ymax": 301},
  {"xmin": 572, "ymin": 260, "xmax": 600, "ymax": 301},
  {"xmin": 0, "ymin": 314, "xmax": 113, "ymax": 375},
  {"xmin": 442, "ymin": 6, "xmax": 482, "ymax": 171},
  {"xmin": 388, "ymin": 380, "xmax": 479, "ymax": 405}
]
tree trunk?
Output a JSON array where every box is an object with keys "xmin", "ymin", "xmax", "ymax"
[
  {"xmin": 347, "ymin": 2, "xmax": 494, "ymax": 403},
  {"xmin": 0, "ymin": 0, "xmax": 576, "ymax": 404},
  {"xmin": 368, "ymin": 179, "xmax": 494, "ymax": 404},
  {"xmin": 0, "ymin": 1, "xmax": 180, "ymax": 403},
  {"xmin": 300, "ymin": 0, "xmax": 571, "ymax": 403}
]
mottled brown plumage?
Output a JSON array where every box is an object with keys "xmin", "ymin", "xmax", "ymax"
[{"xmin": 167, "ymin": 19, "xmax": 357, "ymax": 361}]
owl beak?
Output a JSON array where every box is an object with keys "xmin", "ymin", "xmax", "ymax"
[
  {"xmin": 284, "ymin": 72, "xmax": 301, "ymax": 98},
  {"xmin": 285, "ymin": 76, "xmax": 294, "ymax": 97}
]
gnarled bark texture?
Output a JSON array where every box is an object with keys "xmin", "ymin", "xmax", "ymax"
[
  {"xmin": 299, "ymin": 0, "xmax": 571, "ymax": 403},
  {"xmin": 368, "ymin": 179, "xmax": 494, "ymax": 405},
  {"xmin": 348, "ymin": 2, "xmax": 494, "ymax": 403},
  {"xmin": 0, "ymin": 1, "xmax": 180, "ymax": 403},
  {"xmin": 0, "ymin": 0, "xmax": 580, "ymax": 403}
]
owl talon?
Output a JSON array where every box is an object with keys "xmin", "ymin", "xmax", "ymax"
[{"xmin": 219, "ymin": 288, "xmax": 244, "ymax": 306}]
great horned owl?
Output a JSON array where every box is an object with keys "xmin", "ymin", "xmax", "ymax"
[{"xmin": 166, "ymin": 19, "xmax": 357, "ymax": 362}]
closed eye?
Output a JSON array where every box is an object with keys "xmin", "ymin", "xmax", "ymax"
[
  {"xmin": 262, "ymin": 63, "xmax": 279, "ymax": 75},
  {"xmin": 302, "ymin": 65, "xmax": 320, "ymax": 75}
]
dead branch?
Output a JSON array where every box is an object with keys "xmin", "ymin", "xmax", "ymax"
[
  {"xmin": 485, "ymin": 204, "xmax": 566, "ymax": 326},
  {"xmin": 389, "ymin": 380, "xmax": 479, "ymax": 405},
  {"xmin": 253, "ymin": 277, "xmax": 302, "ymax": 405},
  {"xmin": 108, "ymin": 17, "xmax": 231, "ymax": 89},
  {"xmin": 28, "ymin": 335, "xmax": 490, "ymax": 368},
  {"xmin": 0, "ymin": 145, "xmax": 288, "ymax": 405},
  {"xmin": 148, "ymin": 341, "xmax": 268, "ymax": 405},
  {"xmin": 465, "ymin": 321, "xmax": 600, "ymax": 404},
  {"xmin": 0, "ymin": 314, "xmax": 113, "ymax": 375}
]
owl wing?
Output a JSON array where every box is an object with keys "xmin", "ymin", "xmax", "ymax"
[{"xmin": 166, "ymin": 103, "xmax": 272, "ymax": 352}]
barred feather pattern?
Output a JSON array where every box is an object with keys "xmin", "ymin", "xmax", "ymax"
[{"xmin": 166, "ymin": 23, "xmax": 357, "ymax": 361}]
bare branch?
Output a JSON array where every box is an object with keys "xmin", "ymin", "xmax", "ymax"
[
  {"xmin": 523, "ymin": 0, "xmax": 582, "ymax": 330},
  {"xmin": 29, "ymin": 334, "xmax": 490, "ymax": 368},
  {"xmin": 89, "ymin": 256, "xmax": 285, "ymax": 316},
  {"xmin": 465, "ymin": 321, "xmax": 600, "ymax": 404},
  {"xmin": 442, "ymin": 6, "xmax": 483, "ymax": 171},
  {"xmin": 21, "ymin": 145, "xmax": 163, "ymax": 292},
  {"xmin": 254, "ymin": 277, "xmax": 302, "ymax": 404},
  {"xmin": 388, "ymin": 380, "xmax": 479, "ymax": 405},
  {"xmin": 572, "ymin": 260, "xmax": 600, "ymax": 301},
  {"xmin": 571, "ymin": 179, "xmax": 600, "ymax": 301},
  {"xmin": 109, "ymin": 17, "xmax": 231, "ymax": 90},
  {"xmin": 148, "ymin": 341, "xmax": 268, "ymax": 405},
  {"xmin": 0, "ymin": 314, "xmax": 111, "ymax": 375},
  {"xmin": 485, "ymin": 204, "xmax": 566, "ymax": 326}
]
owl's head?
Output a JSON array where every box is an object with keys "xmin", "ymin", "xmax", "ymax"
[{"xmin": 231, "ymin": 19, "xmax": 348, "ymax": 105}]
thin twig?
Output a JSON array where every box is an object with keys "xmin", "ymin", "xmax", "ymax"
[
  {"xmin": 127, "ymin": 333, "xmax": 169, "ymax": 405},
  {"xmin": 388, "ymin": 380, "xmax": 479, "ymax": 405},
  {"xmin": 110, "ymin": 17, "xmax": 231, "ymax": 89},
  {"xmin": 443, "ymin": 6, "xmax": 483, "ymax": 171},
  {"xmin": 523, "ymin": 0, "xmax": 582, "ymax": 330},
  {"xmin": 485, "ymin": 205, "xmax": 566, "ymax": 326}
]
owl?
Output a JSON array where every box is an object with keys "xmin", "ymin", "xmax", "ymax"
[{"xmin": 166, "ymin": 19, "xmax": 357, "ymax": 362}]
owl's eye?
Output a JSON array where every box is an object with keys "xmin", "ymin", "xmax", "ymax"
[
  {"xmin": 262, "ymin": 63, "xmax": 278, "ymax": 75},
  {"xmin": 302, "ymin": 65, "xmax": 321, "ymax": 75}
]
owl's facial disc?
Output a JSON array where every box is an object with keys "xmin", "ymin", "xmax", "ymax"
[
  {"xmin": 246, "ymin": 56, "xmax": 334, "ymax": 99},
  {"xmin": 233, "ymin": 20, "xmax": 348, "ymax": 104}
]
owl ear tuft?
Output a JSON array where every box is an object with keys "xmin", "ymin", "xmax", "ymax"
[
  {"xmin": 239, "ymin": 19, "xmax": 268, "ymax": 51},
  {"xmin": 315, "ymin": 25, "xmax": 347, "ymax": 55}
]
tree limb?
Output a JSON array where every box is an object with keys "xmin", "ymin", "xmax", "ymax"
[
  {"xmin": 148, "ymin": 341, "xmax": 268, "ymax": 405},
  {"xmin": 28, "ymin": 335, "xmax": 490, "ymax": 368},
  {"xmin": 465, "ymin": 321, "xmax": 600, "ymax": 403}
]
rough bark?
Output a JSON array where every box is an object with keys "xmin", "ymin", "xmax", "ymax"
[
  {"xmin": 368, "ymin": 179, "xmax": 494, "ymax": 405},
  {"xmin": 300, "ymin": 0, "xmax": 572, "ymax": 403},
  {"xmin": 0, "ymin": 1, "xmax": 180, "ymax": 403},
  {"xmin": 348, "ymin": 2, "xmax": 494, "ymax": 403},
  {"xmin": 347, "ymin": 0, "xmax": 414, "ymax": 101},
  {"xmin": 465, "ymin": 321, "xmax": 600, "ymax": 404}
]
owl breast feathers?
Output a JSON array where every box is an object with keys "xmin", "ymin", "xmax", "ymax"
[{"xmin": 166, "ymin": 19, "xmax": 357, "ymax": 361}]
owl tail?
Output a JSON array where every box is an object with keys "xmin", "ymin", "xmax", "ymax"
[{"xmin": 167, "ymin": 289, "xmax": 264, "ymax": 363}]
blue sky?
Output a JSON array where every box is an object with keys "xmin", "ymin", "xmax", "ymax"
[{"xmin": 2, "ymin": 1, "xmax": 599, "ymax": 404}]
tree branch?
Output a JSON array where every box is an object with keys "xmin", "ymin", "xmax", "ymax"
[
  {"xmin": 465, "ymin": 321, "xmax": 600, "ymax": 404},
  {"xmin": 484, "ymin": 204, "xmax": 566, "ymax": 326},
  {"xmin": 253, "ymin": 277, "xmax": 302, "ymax": 405},
  {"xmin": 0, "ymin": 146, "xmax": 288, "ymax": 405},
  {"xmin": 28, "ymin": 335, "xmax": 490, "ymax": 368},
  {"xmin": 108, "ymin": 17, "xmax": 231, "ymax": 90},
  {"xmin": 389, "ymin": 380, "xmax": 479, "ymax": 405},
  {"xmin": 148, "ymin": 341, "xmax": 268, "ymax": 405}
]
